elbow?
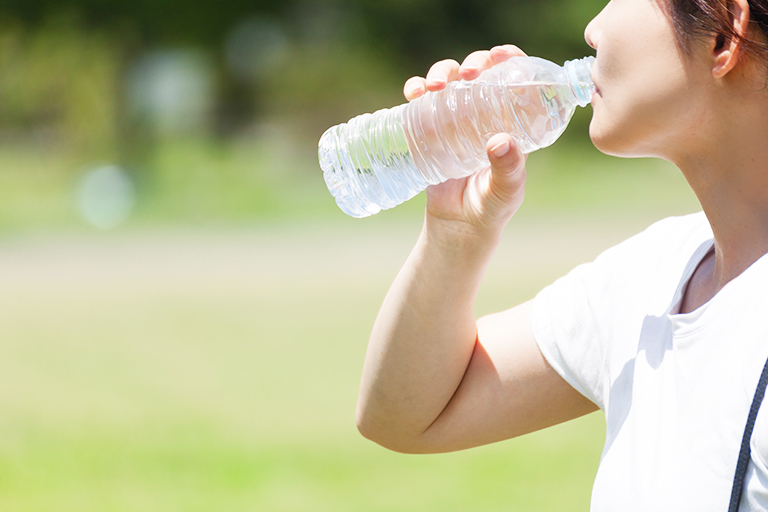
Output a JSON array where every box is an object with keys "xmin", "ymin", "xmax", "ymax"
[
  {"xmin": 355, "ymin": 404, "xmax": 434, "ymax": 455},
  {"xmin": 354, "ymin": 405, "xmax": 377, "ymax": 443},
  {"xmin": 356, "ymin": 416, "xmax": 390, "ymax": 449},
  {"xmin": 357, "ymin": 424, "xmax": 429, "ymax": 454},
  {"xmin": 355, "ymin": 403, "xmax": 394, "ymax": 449}
]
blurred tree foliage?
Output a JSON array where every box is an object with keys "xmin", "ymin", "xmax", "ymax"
[
  {"xmin": 0, "ymin": 0, "xmax": 604, "ymax": 160},
  {"xmin": 0, "ymin": 16, "xmax": 120, "ymax": 157},
  {"xmin": 2, "ymin": 0, "xmax": 603, "ymax": 64}
]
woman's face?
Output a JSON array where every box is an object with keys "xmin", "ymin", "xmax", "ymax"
[{"xmin": 585, "ymin": 0, "xmax": 710, "ymax": 158}]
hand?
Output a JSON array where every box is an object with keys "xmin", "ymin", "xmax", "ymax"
[{"xmin": 403, "ymin": 46, "xmax": 529, "ymax": 239}]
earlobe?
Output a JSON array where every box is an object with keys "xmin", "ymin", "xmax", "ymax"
[
  {"xmin": 712, "ymin": 0, "xmax": 750, "ymax": 78},
  {"xmin": 712, "ymin": 38, "xmax": 740, "ymax": 78}
]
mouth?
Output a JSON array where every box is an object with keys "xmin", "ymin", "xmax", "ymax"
[{"xmin": 591, "ymin": 82, "xmax": 601, "ymax": 101}]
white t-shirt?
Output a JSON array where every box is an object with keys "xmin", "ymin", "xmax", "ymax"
[{"xmin": 532, "ymin": 212, "xmax": 768, "ymax": 511}]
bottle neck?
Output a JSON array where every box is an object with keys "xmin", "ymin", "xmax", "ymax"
[{"xmin": 564, "ymin": 56, "xmax": 595, "ymax": 108}]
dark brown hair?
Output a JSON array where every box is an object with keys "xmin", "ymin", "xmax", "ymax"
[{"xmin": 669, "ymin": 0, "xmax": 768, "ymax": 60}]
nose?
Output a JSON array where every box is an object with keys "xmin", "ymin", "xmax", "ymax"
[{"xmin": 584, "ymin": 8, "xmax": 602, "ymax": 50}]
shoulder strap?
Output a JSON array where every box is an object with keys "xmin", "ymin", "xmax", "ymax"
[{"xmin": 728, "ymin": 356, "xmax": 768, "ymax": 512}]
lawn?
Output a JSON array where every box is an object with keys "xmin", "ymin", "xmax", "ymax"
[
  {"xmin": 0, "ymin": 214, "xmax": 676, "ymax": 511},
  {"xmin": 0, "ymin": 136, "xmax": 701, "ymax": 510}
]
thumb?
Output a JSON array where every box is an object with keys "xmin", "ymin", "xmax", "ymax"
[{"xmin": 486, "ymin": 133, "xmax": 527, "ymax": 199}]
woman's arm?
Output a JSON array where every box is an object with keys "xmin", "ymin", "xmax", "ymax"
[{"xmin": 355, "ymin": 47, "xmax": 597, "ymax": 454}]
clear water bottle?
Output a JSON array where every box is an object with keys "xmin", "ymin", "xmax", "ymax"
[{"xmin": 318, "ymin": 56, "xmax": 595, "ymax": 218}]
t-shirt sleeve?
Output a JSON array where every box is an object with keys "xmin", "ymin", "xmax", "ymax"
[
  {"xmin": 532, "ymin": 260, "xmax": 611, "ymax": 409},
  {"xmin": 530, "ymin": 214, "xmax": 708, "ymax": 411}
]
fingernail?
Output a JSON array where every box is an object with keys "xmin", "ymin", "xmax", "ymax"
[
  {"xmin": 490, "ymin": 140, "xmax": 510, "ymax": 157},
  {"xmin": 407, "ymin": 84, "xmax": 424, "ymax": 97},
  {"xmin": 428, "ymin": 73, "xmax": 446, "ymax": 86}
]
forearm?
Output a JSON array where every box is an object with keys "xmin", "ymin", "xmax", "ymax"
[
  {"xmin": 356, "ymin": 216, "xmax": 503, "ymax": 450},
  {"xmin": 353, "ymin": 46, "xmax": 585, "ymax": 453}
]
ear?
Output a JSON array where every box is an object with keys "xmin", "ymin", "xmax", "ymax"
[{"xmin": 712, "ymin": 0, "xmax": 751, "ymax": 78}]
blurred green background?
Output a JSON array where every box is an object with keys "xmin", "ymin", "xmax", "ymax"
[{"xmin": 0, "ymin": 1, "xmax": 700, "ymax": 511}]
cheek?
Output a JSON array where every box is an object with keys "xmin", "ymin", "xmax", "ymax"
[
  {"xmin": 588, "ymin": 98, "xmax": 633, "ymax": 156},
  {"xmin": 586, "ymin": 5, "xmax": 689, "ymax": 155},
  {"xmin": 588, "ymin": 76, "xmax": 693, "ymax": 157}
]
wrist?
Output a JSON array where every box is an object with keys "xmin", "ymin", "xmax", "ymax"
[{"xmin": 421, "ymin": 211, "xmax": 505, "ymax": 266}]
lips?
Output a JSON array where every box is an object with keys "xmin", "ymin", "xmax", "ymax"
[
  {"xmin": 590, "ymin": 85, "xmax": 601, "ymax": 104},
  {"xmin": 591, "ymin": 65, "xmax": 600, "ymax": 96}
]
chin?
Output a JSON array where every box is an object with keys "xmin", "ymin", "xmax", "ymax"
[
  {"xmin": 589, "ymin": 122, "xmax": 622, "ymax": 157},
  {"xmin": 588, "ymin": 121, "xmax": 650, "ymax": 159}
]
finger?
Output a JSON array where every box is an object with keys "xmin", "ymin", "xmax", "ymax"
[
  {"xmin": 489, "ymin": 45, "xmax": 527, "ymax": 65},
  {"xmin": 460, "ymin": 46, "xmax": 529, "ymax": 81},
  {"xmin": 486, "ymin": 133, "xmax": 527, "ymax": 201},
  {"xmin": 459, "ymin": 50, "xmax": 493, "ymax": 80},
  {"xmin": 425, "ymin": 59, "xmax": 461, "ymax": 92},
  {"xmin": 404, "ymin": 76, "xmax": 428, "ymax": 101}
]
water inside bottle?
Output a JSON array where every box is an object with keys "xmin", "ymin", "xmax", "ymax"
[
  {"xmin": 404, "ymin": 80, "xmax": 577, "ymax": 183},
  {"xmin": 319, "ymin": 74, "xmax": 586, "ymax": 218}
]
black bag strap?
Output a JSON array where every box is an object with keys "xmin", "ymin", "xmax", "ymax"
[{"xmin": 728, "ymin": 356, "xmax": 768, "ymax": 512}]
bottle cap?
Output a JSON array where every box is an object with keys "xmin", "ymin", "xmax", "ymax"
[{"xmin": 564, "ymin": 56, "xmax": 596, "ymax": 107}]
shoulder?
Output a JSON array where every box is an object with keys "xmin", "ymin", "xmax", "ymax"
[
  {"xmin": 636, "ymin": 211, "xmax": 711, "ymax": 244},
  {"xmin": 548, "ymin": 211, "xmax": 711, "ymax": 301},
  {"xmin": 595, "ymin": 211, "xmax": 711, "ymax": 267},
  {"xmin": 530, "ymin": 212, "xmax": 711, "ymax": 408}
]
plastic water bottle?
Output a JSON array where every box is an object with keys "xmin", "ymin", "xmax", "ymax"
[{"xmin": 318, "ymin": 56, "xmax": 595, "ymax": 218}]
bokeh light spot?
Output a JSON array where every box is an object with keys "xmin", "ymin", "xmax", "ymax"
[{"xmin": 77, "ymin": 165, "xmax": 136, "ymax": 230}]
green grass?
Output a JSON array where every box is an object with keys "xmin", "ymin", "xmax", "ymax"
[
  {"xmin": 0, "ymin": 132, "xmax": 700, "ymax": 232},
  {"xmin": 0, "ymin": 217, "xmax": 642, "ymax": 512},
  {"xmin": 0, "ymin": 137, "xmax": 703, "ymax": 510}
]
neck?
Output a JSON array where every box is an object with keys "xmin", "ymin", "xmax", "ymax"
[{"xmin": 674, "ymin": 91, "xmax": 768, "ymax": 289}]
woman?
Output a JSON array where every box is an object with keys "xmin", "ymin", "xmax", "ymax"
[{"xmin": 355, "ymin": 0, "xmax": 768, "ymax": 509}]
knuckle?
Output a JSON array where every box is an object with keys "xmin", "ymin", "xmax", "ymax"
[
  {"xmin": 405, "ymin": 76, "xmax": 421, "ymax": 86},
  {"xmin": 429, "ymin": 59, "xmax": 459, "ymax": 75},
  {"xmin": 465, "ymin": 50, "xmax": 489, "ymax": 61},
  {"xmin": 462, "ymin": 50, "xmax": 491, "ymax": 67},
  {"xmin": 505, "ymin": 44, "xmax": 527, "ymax": 56},
  {"xmin": 490, "ymin": 45, "xmax": 527, "ymax": 64}
]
